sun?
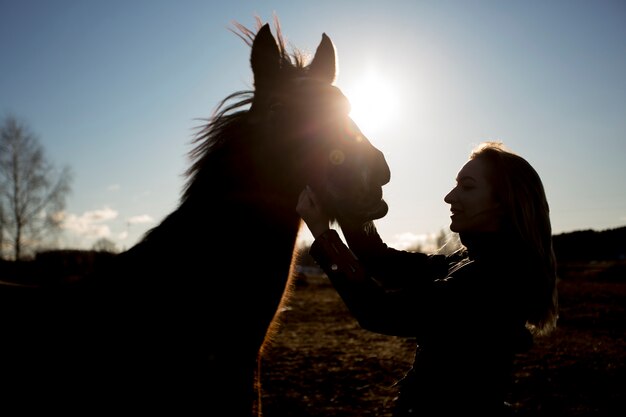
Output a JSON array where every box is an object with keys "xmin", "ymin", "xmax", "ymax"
[{"xmin": 342, "ymin": 70, "xmax": 399, "ymax": 136}]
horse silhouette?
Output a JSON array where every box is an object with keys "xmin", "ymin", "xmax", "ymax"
[{"xmin": 0, "ymin": 21, "xmax": 390, "ymax": 416}]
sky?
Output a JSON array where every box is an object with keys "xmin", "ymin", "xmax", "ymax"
[{"xmin": 1, "ymin": 0, "xmax": 625, "ymax": 252}]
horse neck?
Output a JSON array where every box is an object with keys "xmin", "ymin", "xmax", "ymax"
[
  {"xmin": 183, "ymin": 184, "xmax": 301, "ymax": 234},
  {"xmin": 184, "ymin": 150, "xmax": 301, "ymax": 223},
  {"xmin": 123, "ymin": 188, "xmax": 302, "ymax": 275}
]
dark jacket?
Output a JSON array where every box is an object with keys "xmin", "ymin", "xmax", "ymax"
[{"xmin": 309, "ymin": 225, "xmax": 533, "ymax": 417}]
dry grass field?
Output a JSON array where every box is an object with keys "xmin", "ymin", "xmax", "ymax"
[
  {"xmin": 258, "ymin": 261, "xmax": 626, "ymax": 417},
  {"xmin": 1, "ymin": 255, "xmax": 623, "ymax": 415}
]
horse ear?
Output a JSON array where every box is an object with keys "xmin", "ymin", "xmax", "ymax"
[
  {"xmin": 251, "ymin": 23, "xmax": 281, "ymax": 88},
  {"xmin": 309, "ymin": 33, "xmax": 336, "ymax": 83}
]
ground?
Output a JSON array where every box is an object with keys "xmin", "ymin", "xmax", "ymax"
[{"xmin": 258, "ymin": 264, "xmax": 626, "ymax": 417}]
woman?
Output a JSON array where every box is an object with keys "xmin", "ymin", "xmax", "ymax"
[{"xmin": 296, "ymin": 141, "xmax": 558, "ymax": 416}]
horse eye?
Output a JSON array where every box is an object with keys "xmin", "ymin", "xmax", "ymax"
[
  {"xmin": 329, "ymin": 149, "xmax": 345, "ymax": 165},
  {"xmin": 269, "ymin": 101, "xmax": 284, "ymax": 112}
]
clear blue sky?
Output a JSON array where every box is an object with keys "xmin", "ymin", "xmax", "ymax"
[{"xmin": 1, "ymin": 0, "xmax": 625, "ymax": 252}]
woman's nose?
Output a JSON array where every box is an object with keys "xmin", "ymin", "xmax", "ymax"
[{"xmin": 444, "ymin": 188, "xmax": 455, "ymax": 204}]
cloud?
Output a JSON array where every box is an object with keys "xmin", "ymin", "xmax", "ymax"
[
  {"xmin": 107, "ymin": 184, "xmax": 121, "ymax": 192},
  {"xmin": 60, "ymin": 207, "xmax": 119, "ymax": 238},
  {"xmin": 391, "ymin": 232, "xmax": 436, "ymax": 251},
  {"xmin": 126, "ymin": 214, "xmax": 154, "ymax": 225}
]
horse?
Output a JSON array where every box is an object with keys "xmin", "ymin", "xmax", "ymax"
[{"xmin": 0, "ymin": 21, "xmax": 390, "ymax": 416}]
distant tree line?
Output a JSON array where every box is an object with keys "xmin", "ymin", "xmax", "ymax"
[{"xmin": 552, "ymin": 226, "xmax": 626, "ymax": 262}]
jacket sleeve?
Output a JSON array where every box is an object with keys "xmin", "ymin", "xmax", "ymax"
[
  {"xmin": 309, "ymin": 228, "xmax": 447, "ymax": 336},
  {"xmin": 341, "ymin": 221, "xmax": 448, "ymax": 290}
]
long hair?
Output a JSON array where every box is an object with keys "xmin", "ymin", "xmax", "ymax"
[{"xmin": 470, "ymin": 141, "xmax": 558, "ymax": 336}]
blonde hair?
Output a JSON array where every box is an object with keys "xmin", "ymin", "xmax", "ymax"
[{"xmin": 470, "ymin": 141, "xmax": 558, "ymax": 335}]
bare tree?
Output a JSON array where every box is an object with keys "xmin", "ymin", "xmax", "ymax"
[{"xmin": 0, "ymin": 115, "xmax": 72, "ymax": 260}]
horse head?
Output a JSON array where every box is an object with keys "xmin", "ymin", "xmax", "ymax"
[{"xmin": 248, "ymin": 23, "xmax": 391, "ymax": 224}]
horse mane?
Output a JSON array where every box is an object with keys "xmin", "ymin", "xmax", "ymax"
[
  {"xmin": 229, "ymin": 16, "xmax": 307, "ymax": 66},
  {"xmin": 182, "ymin": 18, "xmax": 310, "ymax": 203},
  {"xmin": 182, "ymin": 92, "xmax": 252, "ymax": 201}
]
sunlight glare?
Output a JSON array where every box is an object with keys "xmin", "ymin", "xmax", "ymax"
[{"xmin": 343, "ymin": 70, "xmax": 399, "ymax": 136}]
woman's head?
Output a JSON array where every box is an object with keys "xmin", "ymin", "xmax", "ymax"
[
  {"xmin": 444, "ymin": 156, "xmax": 503, "ymax": 234},
  {"xmin": 447, "ymin": 141, "xmax": 558, "ymax": 335},
  {"xmin": 470, "ymin": 142, "xmax": 550, "ymax": 246}
]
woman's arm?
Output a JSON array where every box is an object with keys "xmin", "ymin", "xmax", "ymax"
[
  {"xmin": 340, "ymin": 220, "xmax": 448, "ymax": 290},
  {"xmin": 310, "ymin": 229, "xmax": 421, "ymax": 336}
]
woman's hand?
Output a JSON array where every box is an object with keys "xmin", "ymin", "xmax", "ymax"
[{"xmin": 296, "ymin": 186, "xmax": 331, "ymax": 238}]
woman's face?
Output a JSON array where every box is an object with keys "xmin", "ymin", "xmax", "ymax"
[{"xmin": 444, "ymin": 158, "xmax": 502, "ymax": 233}]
